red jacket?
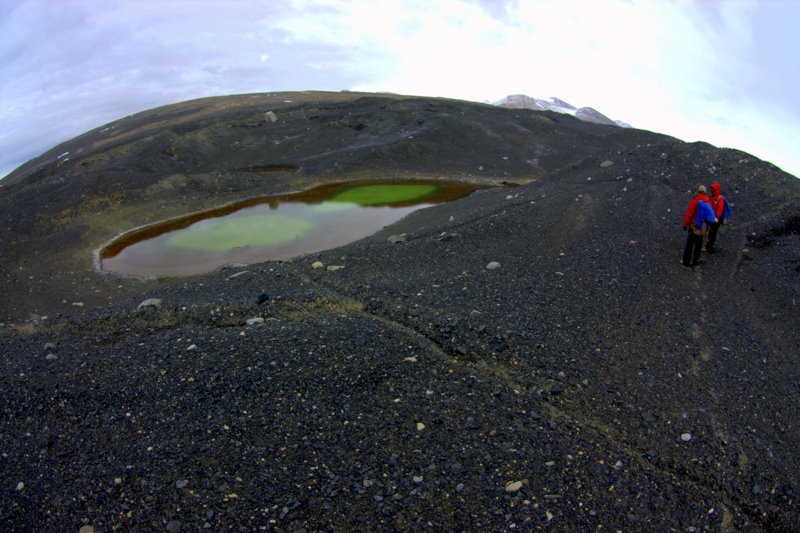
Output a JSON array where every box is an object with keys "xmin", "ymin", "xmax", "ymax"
[
  {"xmin": 709, "ymin": 183, "xmax": 724, "ymax": 218},
  {"xmin": 683, "ymin": 193, "xmax": 710, "ymax": 229}
]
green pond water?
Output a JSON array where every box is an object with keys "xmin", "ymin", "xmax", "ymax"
[{"xmin": 100, "ymin": 181, "xmax": 482, "ymax": 276}]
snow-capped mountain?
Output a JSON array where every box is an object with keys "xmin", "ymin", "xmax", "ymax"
[{"xmin": 493, "ymin": 94, "xmax": 629, "ymax": 128}]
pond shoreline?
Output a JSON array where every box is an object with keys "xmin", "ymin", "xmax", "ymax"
[{"xmin": 98, "ymin": 179, "xmax": 497, "ymax": 276}]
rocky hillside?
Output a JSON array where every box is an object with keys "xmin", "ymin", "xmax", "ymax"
[
  {"xmin": 0, "ymin": 91, "xmax": 660, "ymax": 320},
  {"xmin": 1, "ymin": 92, "xmax": 799, "ymax": 531}
]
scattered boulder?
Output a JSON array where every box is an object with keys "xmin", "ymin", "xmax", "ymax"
[
  {"xmin": 137, "ymin": 298, "xmax": 161, "ymax": 311},
  {"xmin": 505, "ymin": 480, "xmax": 525, "ymax": 492},
  {"xmin": 436, "ymin": 232, "xmax": 460, "ymax": 242}
]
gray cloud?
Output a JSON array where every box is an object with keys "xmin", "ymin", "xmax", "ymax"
[
  {"xmin": 1, "ymin": 0, "xmax": 799, "ymax": 180},
  {"xmin": 0, "ymin": 0, "xmax": 391, "ymax": 178}
]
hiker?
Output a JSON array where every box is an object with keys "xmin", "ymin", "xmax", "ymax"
[
  {"xmin": 705, "ymin": 182, "xmax": 731, "ymax": 253},
  {"xmin": 682, "ymin": 185, "xmax": 717, "ymax": 267}
]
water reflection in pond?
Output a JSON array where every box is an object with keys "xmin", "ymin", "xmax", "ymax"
[{"xmin": 100, "ymin": 180, "xmax": 490, "ymax": 276}]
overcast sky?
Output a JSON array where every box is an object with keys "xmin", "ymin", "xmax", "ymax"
[{"xmin": 1, "ymin": 0, "xmax": 799, "ymax": 181}]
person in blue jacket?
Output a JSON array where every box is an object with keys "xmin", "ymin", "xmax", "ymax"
[{"xmin": 682, "ymin": 185, "xmax": 718, "ymax": 268}]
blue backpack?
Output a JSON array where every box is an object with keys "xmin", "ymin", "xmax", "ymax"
[
  {"xmin": 721, "ymin": 196, "xmax": 732, "ymax": 220},
  {"xmin": 713, "ymin": 194, "xmax": 731, "ymax": 221},
  {"xmin": 692, "ymin": 200, "xmax": 716, "ymax": 235}
]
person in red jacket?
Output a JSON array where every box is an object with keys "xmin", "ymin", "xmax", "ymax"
[
  {"xmin": 682, "ymin": 185, "xmax": 717, "ymax": 267},
  {"xmin": 705, "ymin": 183, "xmax": 730, "ymax": 253}
]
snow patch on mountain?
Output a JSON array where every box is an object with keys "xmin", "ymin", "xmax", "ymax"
[{"xmin": 493, "ymin": 94, "xmax": 629, "ymax": 128}]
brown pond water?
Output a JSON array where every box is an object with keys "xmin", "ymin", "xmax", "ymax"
[{"xmin": 100, "ymin": 179, "xmax": 492, "ymax": 276}]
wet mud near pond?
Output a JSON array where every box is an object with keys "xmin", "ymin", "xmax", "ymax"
[{"xmin": 100, "ymin": 179, "xmax": 493, "ymax": 276}]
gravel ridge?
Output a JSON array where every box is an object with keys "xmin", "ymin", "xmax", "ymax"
[{"xmin": 2, "ymin": 94, "xmax": 800, "ymax": 531}]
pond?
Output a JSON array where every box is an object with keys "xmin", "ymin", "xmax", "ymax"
[{"xmin": 99, "ymin": 179, "xmax": 490, "ymax": 276}]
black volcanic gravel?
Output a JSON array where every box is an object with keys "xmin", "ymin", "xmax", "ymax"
[{"xmin": 2, "ymin": 94, "xmax": 800, "ymax": 531}]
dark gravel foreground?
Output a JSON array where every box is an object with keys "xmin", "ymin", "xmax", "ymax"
[{"xmin": 1, "ymin": 93, "xmax": 800, "ymax": 531}]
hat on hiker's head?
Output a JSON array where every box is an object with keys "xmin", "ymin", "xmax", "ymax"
[{"xmin": 697, "ymin": 185, "xmax": 707, "ymax": 194}]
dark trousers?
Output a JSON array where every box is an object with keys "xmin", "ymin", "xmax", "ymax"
[
  {"xmin": 706, "ymin": 221, "xmax": 721, "ymax": 252},
  {"xmin": 683, "ymin": 232, "xmax": 704, "ymax": 266}
]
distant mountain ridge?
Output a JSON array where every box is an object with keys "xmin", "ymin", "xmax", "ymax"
[{"xmin": 493, "ymin": 94, "xmax": 630, "ymax": 127}]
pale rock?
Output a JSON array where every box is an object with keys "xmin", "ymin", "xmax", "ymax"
[
  {"xmin": 137, "ymin": 298, "xmax": 162, "ymax": 310},
  {"xmin": 505, "ymin": 480, "xmax": 524, "ymax": 492}
]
